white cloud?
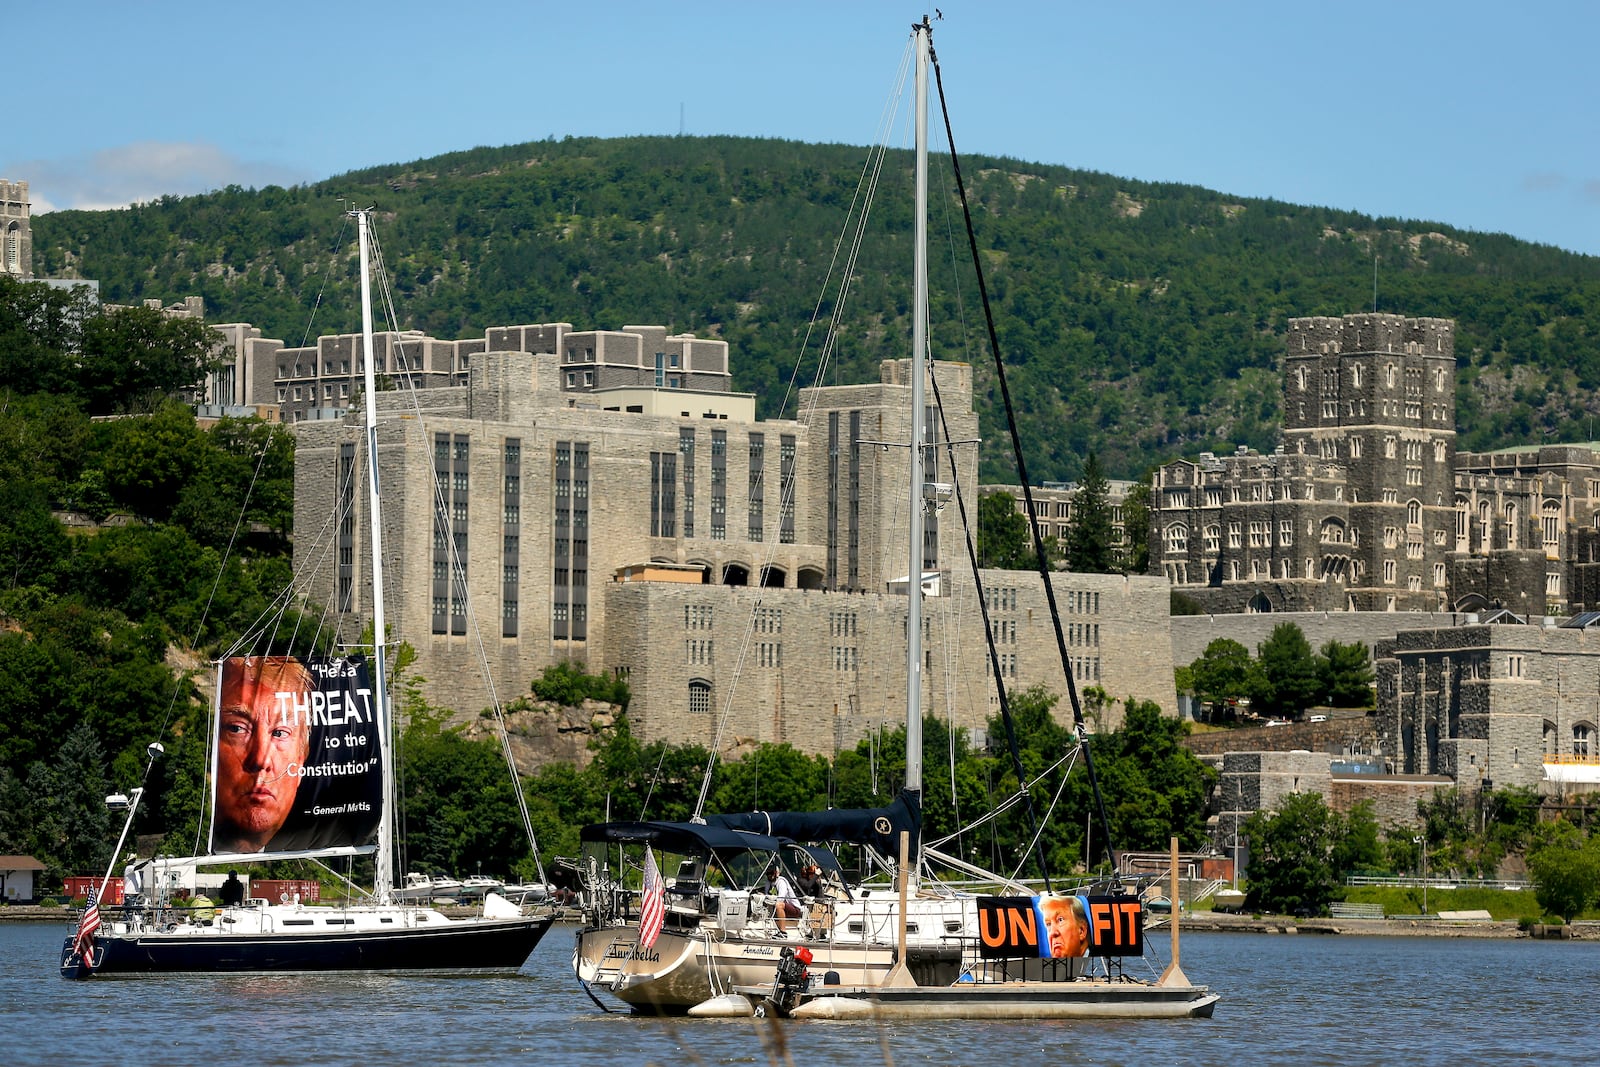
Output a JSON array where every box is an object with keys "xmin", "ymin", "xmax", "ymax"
[{"xmin": 8, "ymin": 141, "xmax": 312, "ymax": 213}]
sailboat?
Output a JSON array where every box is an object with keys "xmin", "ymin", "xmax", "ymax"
[
  {"xmin": 572, "ymin": 16, "xmax": 1216, "ymax": 1019},
  {"xmin": 59, "ymin": 210, "xmax": 553, "ymax": 978}
]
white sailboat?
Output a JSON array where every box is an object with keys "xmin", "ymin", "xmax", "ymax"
[
  {"xmin": 572, "ymin": 16, "xmax": 1217, "ymax": 1020},
  {"xmin": 59, "ymin": 210, "xmax": 553, "ymax": 978}
]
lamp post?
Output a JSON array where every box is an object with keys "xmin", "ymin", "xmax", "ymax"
[
  {"xmin": 1228, "ymin": 832, "xmax": 1242, "ymax": 891},
  {"xmin": 1414, "ymin": 835, "xmax": 1428, "ymax": 915}
]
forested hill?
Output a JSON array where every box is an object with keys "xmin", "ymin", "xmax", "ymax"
[{"xmin": 29, "ymin": 134, "xmax": 1600, "ymax": 483}]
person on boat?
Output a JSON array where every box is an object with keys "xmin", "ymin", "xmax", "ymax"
[
  {"xmin": 213, "ymin": 656, "xmax": 313, "ymax": 854},
  {"xmin": 1040, "ymin": 893, "xmax": 1090, "ymax": 958},
  {"xmin": 795, "ymin": 862, "xmax": 826, "ymax": 899},
  {"xmin": 764, "ymin": 863, "xmax": 802, "ymax": 934},
  {"xmin": 220, "ymin": 871, "xmax": 245, "ymax": 907}
]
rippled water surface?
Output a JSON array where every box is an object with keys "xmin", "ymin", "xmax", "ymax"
[{"xmin": 5, "ymin": 920, "xmax": 1593, "ymax": 1065}]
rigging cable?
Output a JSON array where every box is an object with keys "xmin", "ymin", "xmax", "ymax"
[
  {"xmin": 928, "ymin": 27, "xmax": 1119, "ymax": 871},
  {"xmin": 366, "ymin": 221, "xmax": 547, "ymax": 887}
]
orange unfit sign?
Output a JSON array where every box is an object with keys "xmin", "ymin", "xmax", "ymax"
[
  {"xmin": 978, "ymin": 899, "xmax": 1039, "ymax": 954},
  {"xmin": 977, "ymin": 895, "xmax": 1144, "ymax": 959},
  {"xmin": 1087, "ymin": 897, "xmax": 1143, "ymax": 955}
]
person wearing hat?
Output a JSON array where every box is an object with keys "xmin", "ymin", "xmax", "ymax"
[
  {"xmin": 795, "ymin": 862, "xmax": 825, "ymax": 900},
  {"xmin": 764, "ymin": 863, "xmax": 802, "ymax": 934}
]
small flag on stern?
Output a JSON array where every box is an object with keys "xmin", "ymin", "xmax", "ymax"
[
  {"xmin": 74, "ymin": 887, "xmax": 102, "ymax": 960},
  {"xmin": 639, "ymin": 845, "xmax": 665, "ymax": 949}
]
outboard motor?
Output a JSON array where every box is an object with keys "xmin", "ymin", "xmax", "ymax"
[{"xmin": 766, "ymin": 944, "xmax": 814, "ymax": 1015}]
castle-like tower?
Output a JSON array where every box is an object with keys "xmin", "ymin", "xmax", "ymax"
[
  {"xmin": 1281, "ymin": 314, "xmax": 1457, "ymax": 610},
  {"xmin": 1152, "ymin": 313, "xmax": 1457, "ymax": 612},
  {"xmin": 1, "ymin": 180, "xmax": 32, "ymax": 279}
]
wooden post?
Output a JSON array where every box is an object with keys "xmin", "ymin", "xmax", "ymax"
[
  {"xmin": 879, "ymin": 830, "xmax": 916, "ymax": 987},
  {"xmin": 1157, "ymin": 835, "xmax": 1190, "ymax": 987}
]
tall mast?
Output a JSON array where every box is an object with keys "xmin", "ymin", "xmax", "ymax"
[
  {"xmin": 904, "ymin": 19, "xmax": 931, "ymax": 801},
  {"xmin": 354, "ymin": 209, "xmax": 395, "ymax": 903}
]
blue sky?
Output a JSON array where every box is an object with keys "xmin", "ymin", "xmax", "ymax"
[{"xmin": 8, "ymin": 1, "xmax": 1598, "ymax": 255}]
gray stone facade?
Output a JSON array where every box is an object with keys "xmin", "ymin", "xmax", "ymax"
[
  {"xmin": 602, "ymin": 567, "xmax": 1176, "ymax": 755},
  {"xmin": 1149, "ymin": 310, "xmax": 1600, "ymax": 620},
  {"xmin": 1209, "ymin": 749, "xmax": 1447, "ymax": 851},
  {"xmin": 258, "ymin": 321, "xmax": 734, "ymax": 425},
  {"xmin": 1451, "ymin": 443, "xmax": 1600, "ymax": 617},
  {"xmin": 1152, "ymin": 313, "xmax": 1458, "ymax": 614},
  {"xmin": 1374, "ymin": 620, "xmax": 1600, "ymax": 795},
  {"xmin": 293, "ymin": 349, "xmax": 1179, "ymax": 753},
  {"xmin": 1, "ymin": 179, "xmax": 32, "ymax": 279}
]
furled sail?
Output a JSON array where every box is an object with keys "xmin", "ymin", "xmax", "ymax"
[{"xmin": 705, "ymin": 787, "xmax": 921, "ymax": 856}]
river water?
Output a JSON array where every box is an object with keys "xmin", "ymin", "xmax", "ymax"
[{"xmin": 3, "ymin": 919, "xmax": 1592, "ymax": 1065}]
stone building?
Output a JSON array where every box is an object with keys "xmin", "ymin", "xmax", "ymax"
[
  {"xmin": 1208, "ymin": 749, "xmax": 1447, "ymax": 855},
  {"xmin": 1374, "ymin": 615, "xmax": 1600, "ymax": 796},
  {"xmin": 985, "ymin": 479, "xmax": 1138, "ymax": 557},
  {"xmin": 221, "ymin": 321, "xmax": 736, "ymax": 425},
  {"xmin": 293, "ymin": 349, "xmax": 1178, "ymax": 752},
  {"xmin": 1451, "ymin": 443, "xmax": 1600, "ymax": 618},
  {"xmin": 1150, "ymin": 310, "xmax": 1600, "ymax": 621},
  {"xmin": 604, "ymin": 566, "xmax": 1175, "ymax": 753},
  {"xmin": 1151, "ymin": 313, "xmax": 1458, "ymax": 613},
  {"xmin": 1, "ymin": 179, "xmax": 32, "ymax": 279}
]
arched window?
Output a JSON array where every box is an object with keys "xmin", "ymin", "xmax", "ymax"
[
  {"xmin": 688, "ymin": 678, "xmax": 712, "ymax": 716},
  {"xmin": 1407, "ymin": 499, "xmax": 1422, "ymax": 525},
  {"xmin": 1505, "ymin": 502, "xmax": 1519, "ymax": 549},
  {"xmin": 1542, "ymin": 501, "xmax": 1560, "ymax": 554},
  {"xmin": 1165, "ymin": 523, "xmax": 1188, "ymax": 554}
]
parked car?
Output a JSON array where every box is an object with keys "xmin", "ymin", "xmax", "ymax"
[{"xmin": 1308, "ymin": 714, "xmax": 1328, "ymax": 723}]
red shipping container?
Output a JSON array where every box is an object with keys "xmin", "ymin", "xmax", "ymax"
[{"xmin": 63, "ymin": 877, "xmax": 124, "ymax": 904}]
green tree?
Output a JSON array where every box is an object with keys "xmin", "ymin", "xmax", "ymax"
[
  {"xmin": 1186, "ymin": 638, "xmax": 1261, "ymax": 721},
  {"xmin": 1118, "ymin": 479, "xmax": 1151, "ymax": 575},
  {"xmin": 75, "ymin": 304, "xmax": 221, "ymax": 415},
  {"xmin": 1331, "ymin": 800, "xmax": 1384, "ymax": 875},
  {"xmin": 1318, "ymin": 639, "xmax": 1374, "ymax": 707},
  {"xmin": 1526, "ymin": 821, "xmax": 1600, "ymax": 922},
  {"xmin": 1255, "ymin": 622, "xmax": 1322, "ymax": 719},
  {"xmin": 710, "ymin": 743, "xmax": 829, "ymax": 816},
  {"xmin": 529, "ymin": 661, "xmax": 631, "ymax": 709},
  {"xmin": 398, "ymin": 701, "xmax": 528, "ymax": 879},
  {"xmin": 1063, "ymin": 453, "xmax": 1117, "ymax": 574},
  {"xmin": 101, "ymin": 402, "xmax": 211, "ymax": 521},
  {"xmin": 0, "ymin": 277, "xmax": 82, "ymax": 394},
  {"xmin": 977, "ymin": 490, "xmax": 1035, "ymax": 570},
  {"xmin": 52, "ymin": 721, "xmax": 115, "ymax": 877},
  {"xmin": 1239, "ymin": 791, "xmax": 1344, "ymax": 916}
]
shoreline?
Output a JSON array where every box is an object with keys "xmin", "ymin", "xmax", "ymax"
[{"xmin": 1177, "ymin": 910, "xmax": 1598, "ymax": 940}]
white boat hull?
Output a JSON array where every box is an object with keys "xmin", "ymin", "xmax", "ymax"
[{"xmin": 574, "ymin": 925, "xmax": 900, "ymax": 1013}]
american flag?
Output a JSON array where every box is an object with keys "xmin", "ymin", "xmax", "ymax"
[
  {"xmin": 74, "ymin": 887, "xmax": 102, "ymax": 961},
  {"xmin": 638, "ymin": 845, "xmax": 665, "ymax": 949}
]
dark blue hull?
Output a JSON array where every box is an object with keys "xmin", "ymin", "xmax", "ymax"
[{"xmin": 60, "ymin": 914, "xmax": 552, "ymax": 978}]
